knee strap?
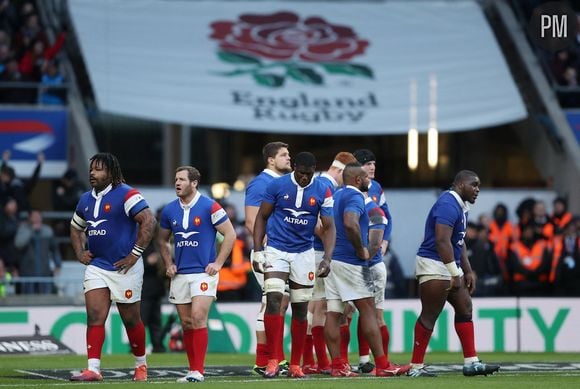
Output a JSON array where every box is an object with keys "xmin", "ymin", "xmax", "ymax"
[
  {"xmin": 264, "ymin": 278, "xmax": 286, "ymax": 294},
  {"xmin": 290, "ymin": 288, "xmax": 313, "ymax": 303},
  {"xmin": 327, "ymin": 299, "xmax": 345, "ymax": 313}
]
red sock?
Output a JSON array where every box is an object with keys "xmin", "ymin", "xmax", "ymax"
[
  {"xmin": 357, "ymin": 318, "xmax": 370, "ymax": 357},
  {"xmin": 126, "ymin": 321, "xmax": 146, "ymax": 357},
  {"xmin": 339, "ymin": 324, "xmax": 350, "ymax": 362},
  {"xmin": 411, "ymin": 320, "xmax": 432, "ymax": 364},
  {"xmin": 86, "ymin": 325, "xmax": 105, "ymax": 359},
  {"xmin": 264, "ymin": 313, "xmax": 282, "ymax": 361},
  {"xmin": 331, "ymin": 357, "xmax": 346, "ymax": 369},
  {"xmin": 375, "ymin": 354, "xmax": 389, "ymax": 369},
  {"xmin": 278, "ymin": 314, "xmax": 286, "ymax": 361},
  {"xmin": 302, "ymin": 334, "xmax": 315, "ymax": 366},
  {"xmin": 290, "ymin": 319, "xmax": 307, "ymax": 366},
  {"xmin": 379, "ymin": 325, "xmax": 390, "ymax": 361},
  {"xmin": 455, "ymin": 321, "xmax": 477, "ymax": 358},
  {"xmin": 192, "ymin": 328, "xmax": 208, "ymax": 374},
  {"xmin": 255, "ymin": 343, "xmax": 269, "ymax": 367},
  {"xmin": 312, "ymin": 325, "xmax": 329, "ymax": 368},
  {"xmin": 183, "ymin": 329, "xmax": 195, "ymax": 370}
]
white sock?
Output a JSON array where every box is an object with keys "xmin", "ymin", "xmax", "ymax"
[
  {"xmin": 410, "ymin": 363, "xmax": 424, "ymax": 369},
  {"xmin": 359, "ymin": 355, "xmax": 370, "ymax": 364},
  {"xmin": 135, "ymin": 354, "xmax": 147, "ymax": 368},
  {"xmin": 88, "ymin": 358, "xmax": 101, "ymax": 373},
  {"xmin": 464, "ymin": 356, "xmax": 479, "ymax": 365}
]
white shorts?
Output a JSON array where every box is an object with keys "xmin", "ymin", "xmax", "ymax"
[
  {"xmin": 415, "ymin": 255, "xmax": 465, "ymax": 284},
  {"xmin": 83, "ymin": 260, "xmax": 144, "ymax": 303},
  {"xmin": 169, "ymin": 272, "xmax": 219, "ymax": 304},
  {"xmin": 325, "ymin": 260, "xmax": 374, "ymax": 302},
  {"xmin": 371, "ymin": 261, "xmax": 387, "ymax": 307},
  {"xmin": 312, "ymin": 250, "xmax": 326, "ymax": 300},
  {"xmin": 265, "ymin": 246, "xmax": 315, "ymax": 286}
]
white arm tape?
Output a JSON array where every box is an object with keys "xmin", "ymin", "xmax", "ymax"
[{"xmin": 445, "ymin": 261, "xmax": 461, "ymax": 277}]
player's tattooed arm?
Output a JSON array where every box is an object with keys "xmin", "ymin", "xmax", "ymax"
[{"xmin": 134, "ymin": 208, "xmax": 156, "ymax": 249}]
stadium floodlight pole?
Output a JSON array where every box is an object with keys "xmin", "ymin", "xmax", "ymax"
[
  {"xmin": 427, "ymin": 73, "xmax": 438, "ymax": 169},
  {"xmin": 408, "ymin": 78, "xmax": 419, "ymax": 171}
]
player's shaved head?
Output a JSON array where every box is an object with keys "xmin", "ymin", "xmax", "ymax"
[
  {"xmin": 342, "ymin": 162, "xmax": 363, "ymax": 185},
  {"xmin": 453, "ymin": 170, "xmax": 478, "ymax": 185},
  {"xmin": 294, "ymin": 151, "xmax": 316, "ymax": 168}
]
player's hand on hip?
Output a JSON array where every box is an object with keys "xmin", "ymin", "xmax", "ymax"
[
  {"xmin": 114, "ymin": 255, "xmax": 136, "ymax": 274},
  {"xmin": 206, "ymin": 262, "xmax": 221, "ymax": 276},
  {"xmin": 251, "ymin": 250, "xmax": 266, "ymax": 273},
  {"xmin": 317, "ymin": 258, "xmax": 331, "ymax": 278}
]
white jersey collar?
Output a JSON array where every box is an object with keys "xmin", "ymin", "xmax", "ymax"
[
  {"xmin": 320, "ymin": 172, "xmax": 338, "ymax": 188},
  {"xmin": 449, "ymin": 190, "xmax": 470, "ymax": 212},
  {"xmin": 179, "ymin": 191, "xmax": 201, "ymax": 210},
  {"xmin": 91, "ymin": 183, "xmax": 113, "ymax": 199},
  {"xmin": 263, "ymin": 168, "xmax": 282, "ymax": 178},
  {"xmin": 346, "ymin": 185, "xmax": 364, "ymax": 195}
]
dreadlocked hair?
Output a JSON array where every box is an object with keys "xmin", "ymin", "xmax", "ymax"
[{"xmin": 90, "ymin": 153, "xmax": 125, "ymax": 187}]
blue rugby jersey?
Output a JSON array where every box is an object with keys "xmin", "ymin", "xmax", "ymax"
[
  {"xmin": 71, "ymin": 183, "xmax": 149, "ymax": 271},
  {"xmin": 367, "ymin": 179, "xmax": 393, "ymax": 241},
  {"xmin": 159, "ymin": 192, "xmax": 228, "ymax": 274},
  {"xmin": 244, "ymin": 169, "xmax": 281, "ymax": 207},
  {"xmin": 417, "ymin": 190, "xmax": 469, "ymax": 265},
  {"xmin": 313, "ymin": 173, "xmax": 338, "ymax": 252},
  {"xmin": 262, "ymin": 173, "xmax": 333, "ymax": 253},
  {"xmin": 332, "ymin": 185, "xmax": 369, "ymax": 265},
  {"xmin": 365, "ymin": 197, "xmax": 387, "ymax": 267}
]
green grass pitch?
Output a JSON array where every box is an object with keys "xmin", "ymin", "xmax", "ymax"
[{"xmin": 1, "ymin": 352, "xmax": 580, "ymax": 388}]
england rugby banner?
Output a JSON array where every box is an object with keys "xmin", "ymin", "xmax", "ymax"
[{"xmin": 69, "ymin": 0, "xmax": 526, "ymax": 134}]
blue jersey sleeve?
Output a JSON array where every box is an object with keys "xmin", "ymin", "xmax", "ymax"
[
  {"xmin": 262, "ymin": 179, "xmax": 278, "ymax": 205},
  {"xmin": 432, "ymin": 201, "xmax": 457, "ymax": 227},
  {"xmin": 245, "ymin": 179, "xmax": 263, "ymax": 207}
]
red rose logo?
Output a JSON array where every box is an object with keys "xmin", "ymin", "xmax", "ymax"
[
  {"xmin": 209, "ymin": 12, "xmax": 372, "ymax": 87},
  {"xmin": 308, "ymin": 272, "xmax": 315, "ymax": 281},
  {"xmin": 200, "ymin": 282, "xmax": 209, "ymax": 292},
  {"xmin": 125, "ymin": 289, "xmax": 133, "ymax": 299}
]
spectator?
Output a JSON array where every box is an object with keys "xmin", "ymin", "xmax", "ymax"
[
  {"xmin": 488, "ymin": 203, "xmax": 514, "ymax": 282},
  {"xmin": 39, "ymin": 59, "xmax": 65, "ymax": 105},
  {"xmin": 532, "ymin": 200, "xmax": 554, "ymax": 242},
  {"xmin": 466, "ymin": 223, "xmax": 504, "ymax": 297},
  {"xmin": 0, "ymin": 56, "xmax": 36, "ymax": 103},
  {"xmin": 216, "ymin": 203, "xmax": 251, "ymax": 302},
  {"xmin": 14, "ymin": 209, "xmax": 61, "ymax": 294},
  {"xmin": 12, "ymin": 12, "xmax": 47, "ymax": 57},
  {"xmin": 515, "ymin": 197, "xmax": 536, "ymax": 239},
  {"xmin": 0, "ymin": 257, "xmax": 13, "ymax": 297},
  {"xmin": 0, "ymin": 197, "xmax": 20, "ymax": 273},
  {"xmin": 549, "ymin": 50, "xmax": 577, "ymax": 85},
  {"xmin": 53, "ymin": 168, "xmax": 86, "ymax": 211},
  {"xmin": 383, "ymin": 248, "xmax": 407, "ymax": 299},
  {"xmin": 19, "ymin": 30, "xmax": 66, "ymax": 81},
  {"xmin": 141, "ymin": 238, "xmax": 167, "ymax": 353},
  {"xmin": 0, "ymin": 150, "xmax": 43, "ymax": 212},
  {"xmin": 550, "ymin": 219, "xmax": 580, "ymax": 296},
  {"xmin": 551, "ymin": 197, "xmax": 573, "ymax": 236},
  {"xmin": 508, "ymin": 223, "xmax": 552, "ymax": 297}
]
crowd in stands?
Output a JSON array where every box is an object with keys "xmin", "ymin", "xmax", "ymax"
[
  {"xmin": 0, "ymin": 0, "xmax": 66, "ymax": 105},
  {"xmin": 466, "ymin": 197, "xmax": 579, "ymax": 297}
]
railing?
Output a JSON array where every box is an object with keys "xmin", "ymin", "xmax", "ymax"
[{"xmin": 0, "ymin": 82, "xmax": 69, "ymax": 105}]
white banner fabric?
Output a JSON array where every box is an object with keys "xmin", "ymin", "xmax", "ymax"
[{"xmin": 69, "ymin": 0, "xmax": 526, "ymax": 134}]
